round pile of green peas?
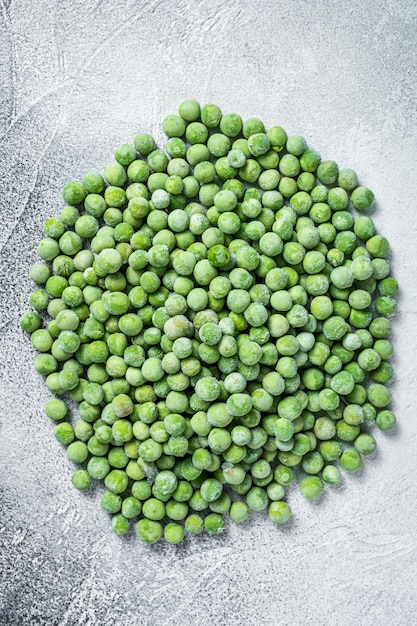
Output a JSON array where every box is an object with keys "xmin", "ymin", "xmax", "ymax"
[{"xmin": 20, "ymin": 99, "xmax": 397, "ymax": 544}]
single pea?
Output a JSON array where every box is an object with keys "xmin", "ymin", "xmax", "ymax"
[
  {"xmin": 340, "ymin": 449, "xmax": 362, "ymax": 473},
  {"xmin": 54, "ymin": 422, "xmax": 75, "ymax": 446},
  {"xmin": 45, "ymin": 398, "xmax": 68, "ymax": 421},
  {"xmin": 317, "ymin": 160, "xmax": 339, "ymax": 186},
  {"xmin": 82, "ymin": 171, "xmax": 105, "ymax": 194},
  {"xmin": 163, "ymin": 522, "xmax": 184, "ymax": 544},
  {"xmin": 330, "ymin": 370, "xmax": 355, "ymax": 395},
  {"xmin": 322, "ymin": 465, "xmax": 341, "ymax": 486},
  {"xmin": 245, "ymin": 486, "xmax": 268, "ymax": 512},
  {"xmin": 182, "ymin": 513, "xmax": 203, "ymax": 535},
  {"xmin": 366, "ymin": 235, "xmax": 390, "ymax": 258},
  {"xmin": 104, "ymin": 469, "xmax": 129, "ymax": 494},
  {"xmin": 62, "ymin": 181, "xmax": 86, "ymax": 205},
  {"xmin": 268, "ymin": 501, "xmax": 292, "ymax": 524},
  {"xmin": 313, "ymin": 416, "xmax": 337, "ymax": 440},
  {"xmin": 369, "ymin": 317, "xmax": 391, "ymax": 338},
  {"xmin": 162, "ymin": 114, "xmax": 186, "ymax": 137},
  {"xmin": 265, "ymin": 125, "xmax": 286, "ymax": 151},
  {"xmin": 378, "ymin": 277, "xmax": 398, "ymax": 297},
  {"xmin": 72, "ymin": 470, "xmax": 92, "ymax": 491},
  {"xmin": 248, "ymin": 133, "xmax": 271, "ymax": 157},
  {"xmin": 328, "ymin": 187, "xmax": 349, "ymax": 211},
  {"xmin": 228, "ymin": 501, "xmax": 249, "ymax": 524},
  {"xmin": 354, "ymin": 433, "xmax": 377, "ymax": 456},
  {"xmin": 376, "ymin": 409, "xmax": 396, "ymax": 431},
  {"xmin": 367, "ymin": 383, "xmax": 391, "ymax": 408},
  {"xmin": 59, "ymin": 206, "xmax": 80, "ymax": 228},
  {"xmin": 299, "ymin": 475, "xmax": 323, "ymax": 499},
  {"xmin": 101, "ymin": 491, "xmax": 122, "ymax": 514},
  {"xmin": 203, "ymin": 513, "xmax": 225, "ymax": 534},
  {"xmin": 133, "ymin": 133, "xmax": 155, "ymax": 156},
  {"xmin": 351, "ymin": 186, "xmax": 375, "ymax": 211},
  {"xmin": 136, "ymin": 519, "xmax": 163, "ymax": 543},
  {"xmin": 67, "ymin": 441, "xmax": 89, "ymax": 464},
  {"xmin": 110, "ymin": 514, "xmax": 130, "ymax": 535},
  {"xmin": 20, "ymin": 311, "xmax": 42, "ymax": 333}
]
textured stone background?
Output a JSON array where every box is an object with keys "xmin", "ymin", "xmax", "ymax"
[{"xmin": 1, "ymin": 1, "xmax": 417, "ymax": 624}]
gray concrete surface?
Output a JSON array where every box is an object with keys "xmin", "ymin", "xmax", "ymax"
[{"xmin": 1, "ymin": 1, "xmax": 417, "ymax": 624}]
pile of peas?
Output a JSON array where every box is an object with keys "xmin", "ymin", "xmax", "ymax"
[{"xmin": 20, "ymin": 99, "xmax": 398, "ymax": 544}]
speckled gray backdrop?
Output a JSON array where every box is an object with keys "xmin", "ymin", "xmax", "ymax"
[{"xmin": 1, "ymin": 1, "xmax": 416, "ymax": 624}]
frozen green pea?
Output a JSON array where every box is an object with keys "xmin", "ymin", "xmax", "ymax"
[
  {"xmin": 299, "ymin": 476, "xmax": 323, "ymax": 499},
  {"xmin": 376, "ymin": 409, "xmax": 396, "ymax": 431}
]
